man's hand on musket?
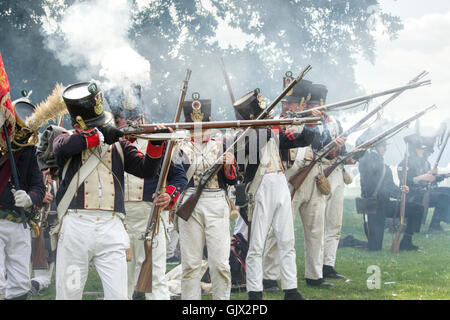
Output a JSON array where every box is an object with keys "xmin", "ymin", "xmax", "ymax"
[
  {"xmin": 333, "ymin": 137, "xmax": 346, "ymax": 151},
  {"xmin": 418, "ymin": 173, "xmax": 436, "ymax": 182},
  {"xmin": 153, "ymin": 192, "xmax": 172, "ymax": 209},
  {"xmin": 223, "ymin": 152, "xmax": 235, "ymax": 172},
  {"xmin": 43, "ymin": 191, "xmax": 53, "ymax": 204},
  {"xmin": 401, "ymin": 185, "xmax": 410, "ymax": 194},
  {"xmin": 311, "ymin": 109, "xmax": 325, "ymax": 119},
  {"xmin": 150, "ymin": 125, "xmax": 174, "ymax": 145}
]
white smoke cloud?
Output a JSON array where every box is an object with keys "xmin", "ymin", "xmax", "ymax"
[
  {"xmin": 43, "ymin": 0, "xmax": 150, "ymax": 89},
  {"xmin": 353, "ymin": 9, "xmax": 450, "ymax": 167}
]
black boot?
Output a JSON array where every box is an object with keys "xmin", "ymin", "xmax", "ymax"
[
  {"xmin": 399, "ymin": 235, "xmax": 419, "ymax": 251},
  {"xmin": 323, "ymin": 265, "xmax": 346, "ymax": 280},
  {"xmin": 29, "ymin": 280, "xmax": 40, "ymax": 296},
  {"xmin": 132, "ymin": 291, "xmax": 146, "ymax": 300},
  {"xmin": 262, "ymin": 279, "xmax": 279, "ymax": 292},
  {"xmin": 248, "ymin": 291, "xmax": 263, "ymax": 300},
  {"xmin": 305, "ymin": 278, "xmax": 334, "ymax": 287},
  {"xmin": 284, "ymin": 288, "xmax": 305, "ymax": 300}
]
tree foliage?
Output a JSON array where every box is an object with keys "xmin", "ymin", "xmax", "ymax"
[{"xmin": 0, "ymin": 0, "xmax": 403, "ymax": 122}]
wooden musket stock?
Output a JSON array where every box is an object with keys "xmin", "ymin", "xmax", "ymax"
[
  {"xmin": 136, "ymin": 69, "xmax": 192, "ymax": 293},
  {"xmin": 32, "ymin": 176, "xmax": 50, "ymax": 270}
]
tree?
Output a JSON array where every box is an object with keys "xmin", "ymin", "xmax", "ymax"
[
  {"xmin": 0, "ymin": 0, "xmax": 78, "ymax": 109},
  {"xmin": 1, "ymin": 0, "xmax": 403, "ymax": 122}
]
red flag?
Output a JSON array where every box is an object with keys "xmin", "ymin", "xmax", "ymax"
[{"xmin": 0, "ymin": 54, "xmax": 16, "ymax": 147}]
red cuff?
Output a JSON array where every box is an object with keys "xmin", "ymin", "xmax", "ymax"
[
  {"xmin": 81, "ymin": 128, "xmax": 100, "ymax": 148},
  {"xmin": 146, "ymin": 141, "xmax": 166, "ymax": 158},
  {"xmin": 224, "ymin": 163, "xmax": 237, "ymax": 180},
  {"xmin": 166, "ymin": 185, "xmax": 180, "ymax": 208},
  {"xmin": 285, "ymin": 130, "xmax": 296, "ymax": 141},
  {"xmin": 328, "ymin": 149, "xmax": 340, "ymax": 159}
]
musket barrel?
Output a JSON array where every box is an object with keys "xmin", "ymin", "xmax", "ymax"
[
  {"xmin": 296, "ymin": 79, "xmax": 431, "ymax": 117},
  {"xmin": 123, "ymin": 117, "xmax": 321, "ymax": 136},
  {"xmin": 433, "ymin": 131, "xmax": 449, "ymax": 169},
  {"xmin": 325, "ymin": 104, "xmax": 437, "ymax": 177},
  {"xmin": 316, "ymin": 71, "xmax": 431, "ymax": 159}
]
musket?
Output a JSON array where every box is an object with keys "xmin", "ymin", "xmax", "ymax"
[
  {"xmin": 220, "ymin": 57, "xmax": 235, "ymax": 104},
  {"xmin": 288, "ymin": 73, "xmax": 430, "ymax": 195},
  {"xmin": 391, "ymin": 144, "xmax": 408, "ymax": 253},
  {"xmin": 2, "ymin": 123, "xmax": 27, "ymax": 228},
  {"xmin": 123, "ymin": 117, "xmax": 321, "ymax": 138},
  {"xmin": 433, "ymin": 131, "xmax": 449, "ymax": 172},
  {"xmin": 136, "ymin": 69, "xmax": 192, "ymax": 293},
  {"xmin": 32, "ymin": 171, "xmax": 51, "ymax": 270},
  {"xmin": 421, "ymin": 130, "xmax": 450, "ymax": 225},
  {"xmin": 176, "ymin": 64, "xmax": 312, "ymax": 221},
  {"xmin": 322, "ymin": 105, "xmax": 437, "ymax": 178},
  {"xmin": 289, "ymin": 80, "xmax": 431, "ymax": 118}
]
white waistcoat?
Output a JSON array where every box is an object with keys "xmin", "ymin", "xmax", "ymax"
[
  {"xmin": 177, "ymin": 139, "xmax": 221, "ymax": 189},
  {"xmin": 82, "ymin": 146, "xmax": 116, "ymax": 211},
  {"xmin": 124, "ymin": 139, "xmax": 146, "ymax": 202}
]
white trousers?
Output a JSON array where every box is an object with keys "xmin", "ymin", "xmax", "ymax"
[
  {"xmin": 323, "ymin": 165, "xmax": 345, "ymax": 267},
  {"xmin": 263, "ymin": 164, "xmax": 326, "ymax": 281},
  {"xmin": 178, "ymin": 189, "xmax": 231, "ymax": 300},
  {"xmin": 0, "ymin": 219, "xmax": 31, "ymax": 299},
  {"xmin": 247, "ymin": 173, "xmax": 298, "ymax": 292},
  {"xmin": 165, "ymin": 214, "xmax": 179, "ymax": 259},
  {"xmin": 124, "ymin": 201, "xmax": 170, "ymax": 300},
  {"xmin": 55, "ymin": 210, "xmax": 130, "ymax": 300},
  {"xmin": 32, "ymin": 263, "xmax": 55, "ymax": 290}
]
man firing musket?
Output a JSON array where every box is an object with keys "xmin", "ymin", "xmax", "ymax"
[
  {"xmin": 51, "ymin": 81, "xmax": 169, "ymax": 300},
  {"xmin": 104, "ymin": 82, "xmax": 188, "ymax": 300},
  {"xmin": 349, "ymin": 104, "xmax": 436, "ymax": 251},
  {"xmin": 172, "ymin": 91, "xmax": 238, "ymax": 300},
  {"xmin": 398, "ymin": 128, "xmax": 450, "ymax": 233}
]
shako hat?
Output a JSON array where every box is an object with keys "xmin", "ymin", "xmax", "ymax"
[
  {"xmin": 62, "ymin": 82, "xmax": 105, "ymax": 129},
  {"xmin": 104, "ymin": 84, "xmax": 143, "ymax": 121},
  {"xmin": 182, "ymin": 92, "xmax": 211, "ymax": 122},
  {"xmin": 306, "ymin": 83, "xmax": 328, "ymax": 108},
  {"xmin": 403, "ymin": 134, "xmax": 426, "ymax": 149},
  {"xmin": 11, "ymin": 100, "xmax": 38, "ymax": 146},
  {"xmin": 282, "ymin": 71, "xmax": 313, "ymax": 104},
  {"xmin": 233, "ymin": 88, "xmax": 267, "ymax": 120},
  {"xmin": 421, "ymin": 135, "xmax": 436, "ymax": 153},
  {"xmin": 13, "ymin": 101, "xmax": 36, "ymax": 129}
]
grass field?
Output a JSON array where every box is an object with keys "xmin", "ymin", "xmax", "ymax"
[{"xmin": 30, "ymin": 194, "xmax": 450, "ymax": 300}]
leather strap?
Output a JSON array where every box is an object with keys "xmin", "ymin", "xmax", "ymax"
[{"xmin": 50, "ymin": 144, "xmax": 110, "ymax": 235}]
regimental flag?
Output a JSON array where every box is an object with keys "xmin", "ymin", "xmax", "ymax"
[{"xmin": 0, "ymin": 54, "xmax": 16, "ymax": 148}]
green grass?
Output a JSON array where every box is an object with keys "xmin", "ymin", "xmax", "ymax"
[{"xmin": 30, "ymin": 195, "xmax": 450, "ymax": 300}]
